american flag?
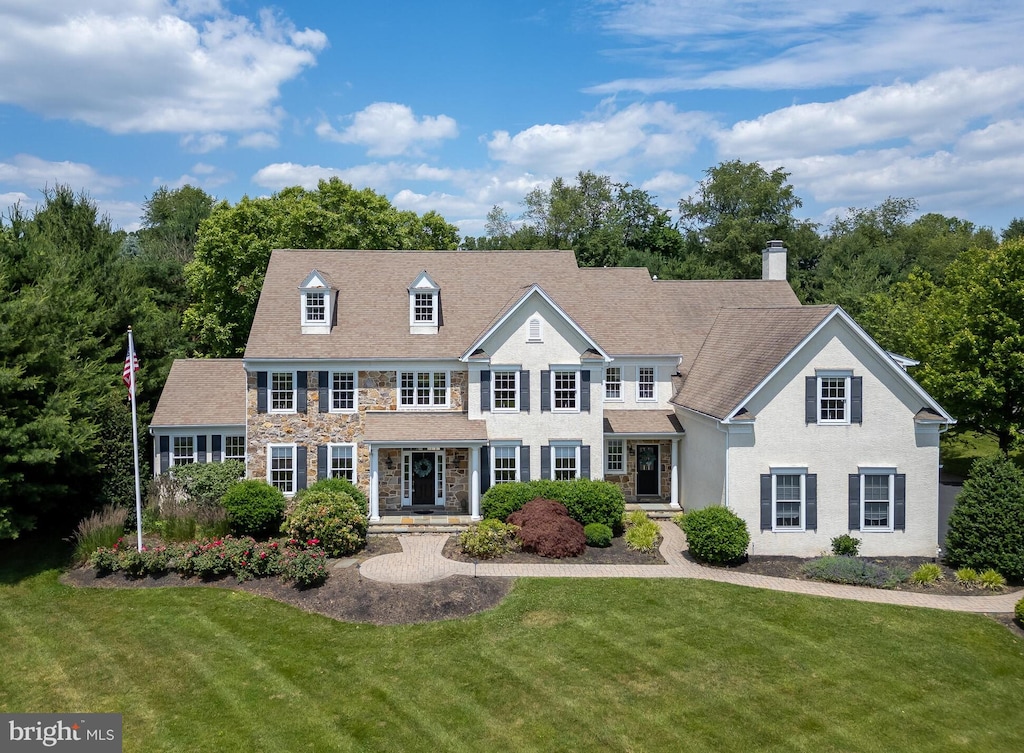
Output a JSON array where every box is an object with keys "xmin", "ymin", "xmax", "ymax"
[{"xmin": 122, "ymin": 347, "xmax": 140, "ymax": 391}]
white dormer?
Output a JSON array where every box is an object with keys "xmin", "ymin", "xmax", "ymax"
[
  {"xmin": 299, "ymin": 269, "xmax": 335, "ymax": 335},
  {"xmin": 408, "ymin": 270, "xmax": 440, "ymax": 335}
]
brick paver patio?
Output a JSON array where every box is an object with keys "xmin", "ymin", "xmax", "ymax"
[{"xmin": 356, "ymin": 521, "xmax": 1022, "ymax": 614}]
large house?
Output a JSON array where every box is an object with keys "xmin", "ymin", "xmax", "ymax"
[{"xmin": 150, "ymin": 245, "xmax": 954, "ymax": 557}]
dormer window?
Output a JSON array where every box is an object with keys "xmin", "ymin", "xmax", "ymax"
[
  {"xmin": 408, "ymin": 270, "xmax": 440, "ymax": 335},
  {"xmin": 299, "ymin": 269, "xmax": 335, "ymax": 335}
]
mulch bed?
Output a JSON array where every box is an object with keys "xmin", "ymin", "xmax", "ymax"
[{"xmin": 441, "ymin": 532, "xmax": 666, "ymax": 566}]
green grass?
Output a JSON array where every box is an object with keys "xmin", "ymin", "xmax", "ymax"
[
  {"xmin": 2, "ymin": 546, "xmax": 1023, "ymax": 752},
  {"xmin": 942, "ymin": 430, "xmax": 1024, "ymax": 478}
]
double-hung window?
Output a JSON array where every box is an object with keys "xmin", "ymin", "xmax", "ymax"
[
  {"xmin": 553, "ymin": 445, "xmax": 579, "ymax": 480},
  {"xmin": 304, "ymin": 291, "xmax": 326, "ymax": 323},
  {"xmin": 270, "ymin": 371, "xmax": 295, "ymax": 412},
  {"xmin": 400, "ymin": 371, "xmax": 448, "ymax": 408},
  {"xmin": 172, "ymin": 436, "xmax": 195, "ymax": 466},
  {"xmin": 606, "ymin": 439, "xmax": 624, "ymax": 473},
  {"xmin": 553, "ymin": 370, "xmax": 578, "ymax": 411},
  {"xmin": 329, "ymin": 444, "xmax": 356, "ymax": 482},
  {"xmin": 413, "ymin": 292, "xmax": 436, "ymax": 323},
  {"xmin": 605, "ymin": 367, "xmax": 622, "ymax": 401},
  {"xmin": 492, "ymin": 445, "xmax": 518, "ymax": 484},
  {"xmin": 773, "ymin": 473, "xmax": 804, "ymax": 529},
  {"xmin": 331, "ymin": 371, "xmax": 356, "ymax": 412},
  {"xmin": 637, "ymin": 366, "xmax": 656, "ymax": 401},
  {"xmin": 269, "ymin": 445, "xmax": 296, "ymax": 494},
  {"xmin": 224, "ymin": 436, "xmax": 245, "ymax": 462},
  {"xmin": 492, "ymin": 371, "xmax": 518, "ymax": 411},
  {"xmin": 862, "ymin": 473, "xmax": 893, "ymax": 529}
]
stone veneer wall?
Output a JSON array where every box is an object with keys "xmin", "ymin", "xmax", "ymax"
[{"xmin": 604, "ymin": 439, "xmax": 672, "ymax": 503}]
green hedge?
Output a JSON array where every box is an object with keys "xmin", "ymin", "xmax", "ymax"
[{"xmin": 481, "ymin": 479, "xmax": 625, "ymax": 530}]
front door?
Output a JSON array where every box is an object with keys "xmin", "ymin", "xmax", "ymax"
[
  {"xmin": 636, "ymin": 444, "xmax": 659, "ymax": 496},
  {"xmin": 411, "ymin": 452, "xmax": 436, "ymax": 506}
]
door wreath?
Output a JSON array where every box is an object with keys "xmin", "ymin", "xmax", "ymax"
[{"xmin": 413, "ymin": 457, "xmax": 434, "ymax": 477}]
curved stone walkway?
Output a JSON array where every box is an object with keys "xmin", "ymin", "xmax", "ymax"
[{"xmin": 358, "ymin": 521, "xmax": 1021, "ymax": 614}]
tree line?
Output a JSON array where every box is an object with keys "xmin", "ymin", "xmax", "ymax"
[{"xmin": 1, "ymin": 164, "xmax": 1021, "ymax": 539}]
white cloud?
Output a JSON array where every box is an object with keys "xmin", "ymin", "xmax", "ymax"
[
  {"xmin": 238, "ymin": 132, "xmax": 280, "ymax": 149},
  {"xmin": 0, "ymin": 3, "xmax": 327, "ymax": 134},
  {"xmin": 0, "ymin": 154, "xmax": 124, "ymax": 194},
  {"xmin": 252, "ymin": 161, "xmax": 460, "ymax": 192},
  {"xmin": 153, "ymin": 162, "xmax": 233, "ymax": 190},
  {"xmin": 181, "ymin": 133, "xmax": 228, "ymax": 153},
  {"xmin": 316, "ymin": 103, "xmax": 458, "ymax": 157}
]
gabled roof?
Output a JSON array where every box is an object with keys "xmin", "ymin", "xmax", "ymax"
[{"xmin": 151, "ymin": 359, "xmax": 246, "ymax": 428}]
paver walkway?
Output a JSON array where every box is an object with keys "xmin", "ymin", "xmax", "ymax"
[{"xmin": 358, "ymin": 521, "xmax": 1022, "ymax": 614}]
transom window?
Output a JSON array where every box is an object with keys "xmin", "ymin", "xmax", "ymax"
[
  {"xmin": 271, "ymin": 372, "xmax": 295, "ymax": 412},
  {"xmin": 400, "ymin": 371, "xmax": 448, "ymax": 407},
  {"xmin": 606, "ymin": 439, "xmax": 624, "ymax": 473},
  {"xmin": 553, "ymin": 445, "xmax": 578, "ymax": 480},
  {"xmin": 269, "ymin": 445, "xmax": 295, "ymax": 494},
  {"xmin": 493, "ymin": 371, "xmax": 518, "ymax": 410},
  {"xmin": 414, "ymin": 292, "xmax": 435, "ymax": 322},
  {"xmin": 637, "ymin": 366, "xmax": 655, "ymax": 401},
  {"xmin": 329, "ymin": 444, "xmax": 355, "ymax": 482},
  {"xmin": 493, "ymin": 445, "xmax": 518, "ymax": 484},
  {"xmin": 332, "ymin": 371, "xmax": 355, "ymax": 411},
  {"xmin": 553, "ymin": 370, "xmax": 578, "ymax": 411},
  {"xmin": 605, "ymin": 367, "xmax": 621, "ymax": 400},
  {"xmin": 863, "ymin": 473, "xmax": 892, "ymax": 528},
  {"xmin": 304, "ymin": 291, "xmax": 326, "ymax": 322},
  {"xmin": 819, "ymin": 375, "xmax": 849, "ymax": 423},
  {"xmin": 774, "ymin": 474, "xmax": 803, "ymax": 529},
  {"xmin": 172, "ymin": 436, "xmax": 194, "ymax": 466},
  {"xmin": 224, "ymin": 436, "xmax": 245, "ymax": 461}
]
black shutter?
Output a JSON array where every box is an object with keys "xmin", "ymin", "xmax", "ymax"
[
  {"xmin": 581, "ymin": 370, "xmax": 591, "ymax": 412},
  {"xmin": 541, "ymin": 446, "xmax": 551, "ymax": 480},
  {"xmin": 760, "ymin": 474, "xmax": 772, "ymax": 530},
  {"xmin": 257, "ymin": 371, "xmax": 268, "ymax": 413},
  {"xmin": 480, "ymin": 446, "xmax": 490, "ymax": 494},
  {"xmin": 480, "ymin": 370, "xmax": 491, "ymax": 412},
  {"xmin": 319, "ymin": 371, "xmax": 329, "ymax": 413},
  {"xmin": 197, "ymin": 435, "xmax": 207, "ymax": 464},
  {"xmin": 580, "ymin": 445, "xmax": 591, "ymax": 479},
  {"xmin": 520, "ymin": 371, "xmax": 530, "ymax": 412},
  {"xmin": 212, "ymin": 434, "xmax": 222, "ymax": 462},
  {"xmin": 851, "ymin": 376, "xmax": 863, "ymax": 424},
  {"xmin": 805, "ymin": 474, "xmax": 817, "ymax": 531},
  {"xmin": 159, "ymin": 435, "xmax": 169, "ymax": 474},
  {"xmin": 894, "ymin": 473, "xmax": 906, "ymax": 530},
  {"xmin": 520, "ymin": 445, "xmax": 530, "ymax": 482},
  {"xmin": 849, "ymin": 474, "xmax": 861, "ymax": 530},
  {"xmin": 318, "ymin": 445, "xmax": 328, "ymax": 481},
  {"xmin": 296, "ymin": 447, "xmax": 308, "ymax": 492},
  {"xmin": 297, "ymin": 371, "xmax": 308, "ymax": 413},
  {"xmin": 541, "ymin": 370, "xmax": 551, "ymax": 412},
  {"xmin": 805, "ymin": 376, "xmax": 816, "ymax": 423}
]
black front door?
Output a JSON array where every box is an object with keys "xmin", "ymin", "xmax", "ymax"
[
  {"xmin": 637, "ymin": 444, "xmax": 659, "ymax": 496},
  {"xmin": 411, "ymin": 452, "xmax": 436, "ymax": 506}
]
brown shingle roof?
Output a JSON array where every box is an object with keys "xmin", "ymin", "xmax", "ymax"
[
  {"xmin": 363, "ymin": 412, "xmax": 488, "ymax": 442},
  {"xmin": 603, "ymin": 411, "xmax": 684, "ymax": 435},
  {"xmin": 151, "ymin": 359, "xmax": 246, "ymax": 427},
  {"xmin": 674, "ymin": 306, "xmax": 835, "ymax": 420}
]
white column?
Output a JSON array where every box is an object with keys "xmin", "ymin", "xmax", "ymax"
[
  {"xmin": 470, "ymin": 446, "xmax": 481, "ymax": 520},
  {"xmin": 369, "ymin": 445, "xmax": 381, "ymax": 522},
  {"xmin": 670, "ymin": 438, "xmax": 681, "ymax": 509}
]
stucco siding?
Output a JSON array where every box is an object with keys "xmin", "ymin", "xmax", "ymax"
[{"xmin": 677, "ymin": 409, "xmax": 727, "ymax": 510}]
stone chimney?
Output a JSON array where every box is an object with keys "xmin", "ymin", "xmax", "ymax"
[{"xmin": 762, "ymin": 240, "xmax": 787, "ymax": 281}]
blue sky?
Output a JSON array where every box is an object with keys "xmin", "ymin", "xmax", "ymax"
[{"xmin": 2, "ymin": 1, "xmax": 1023, "ymax": 238}]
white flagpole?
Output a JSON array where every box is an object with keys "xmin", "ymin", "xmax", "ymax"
[{"xmin": 127, "ymin": 327, "xmax": 144, "ymax": 551}]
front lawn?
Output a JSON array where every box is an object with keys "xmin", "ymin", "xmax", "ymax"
[{"xmin": 2, "ymin": 543, "xmax": 1023, "ymax": 752}]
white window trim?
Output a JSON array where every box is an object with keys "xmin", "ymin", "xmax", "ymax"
[
  {"xmin": 491, "ymin": 444, "xmax": 520, "ymax": 485},
  {"xmin": 770, "ymin": 467, "xmax": 807, "ymax": 532},
  {"xmin": 171, "ymin": 435, "xmax": 196, "ymax": 467},
  {"xmin": 224, "ymin": 435, "xmax": 246, "ymax": 462},
  {"xmin": 302, "ymin": 290, "xmax": 327, "ymax": 325},
  {"xmin": 817, "ymin": 372, "xmax": 851, "ymax": 425},
  {"xmin": 267, "ymin": 443, "xmax": 297, "ymax": 496},
  {"xmin": 860, "ymin": 468, "xmax": 895, "ymax": 532},
  {"xmin": 636, "ymin": 365, "xmax": 657, "ymax": 402},
  {"xmin": 550, "ymin": 441, "xmax": 581, "ymax": 481},
  {"xmin": 605, "ymin": 438, "xmax": 624, "ymax": 474},
  {"xmin": 552, "ymin": 369, "xmax": 580, "ymax": 413},
  {"xmin": 604, "ymin": 367, "xmax": 623, "ymax": 402},
  {"xmin": 327, "ymin": 442, "xmax": 357, "ymax": 484},
  {"xmin": 409, "ymin": 291, "xmax": 438, "ymax": 326},
  {"xmin": 329, "ymin": 370, "xmax": 358, "ymax": 413},
  {"xmin": 491, "ymin": 369, "xmax": 520, "ymax": 412},
  {"xmin": 399, "ymin": 370, "xmax": 450, "ymax": 410},
  {"xmin": 269, "ymin": 370, "xmax": 297, "ymax": 414}
]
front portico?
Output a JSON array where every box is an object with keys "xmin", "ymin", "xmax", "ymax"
[{"xmin": 603, "ymin": 411, "xmax": 683, "ymax": 508}]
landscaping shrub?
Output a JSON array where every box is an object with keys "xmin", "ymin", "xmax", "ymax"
[
  {"xmin": 801, "ymin": 556, "xmax": 909, "ymax": 589},
  {"xmin": 282, "ymin": 547, "xmax": 329, "ymax": 588},
  {"xmin": 954, "ymin": 567, "xmax": 980, "ymax": 588},
  {"xmin": 831, "ymin": 534, "xmax": 862, "ymax": 557},
  {"xmin": 508, "ymin": 498, "xmax": 586, "ymax": 558},
  {"xmin": 71, "ymin": 504, "xmax": 129, "ymax": 563},
  {"xmin": 221, "ymin": 480, "xmax": 286, "ymax": 538},
  {"xmin": 911, "ymin": 563, "xmax": 943, "ymax": 585},
  {"xmin": 482, "ymin": 479, "xmax": 625, "ymax": 530},
  {"xmin": 624, "ymin": 510, "xmax": 660, "ymax": 553},
  {"xmin": 945, "ymin": 455, "xmax": 1024, "ymax": 582},
  {"xmin": 678, "ymin": 506, "xmax": 749, "ymax": 565},
  {"xmin": 1015, "ymin": 597, "xmax": 1024, "ymax": 628},
  {"xmin": 282, "ymin": 488, "xmax": 367, "ymax": 557},
  {"xmin": 584, "ymin": 522, "xmax": 613, "ymax": 548},
  {"xmin": 979, "ymin": 568, "xmax": 1006, "ymax": 591},
  {"xmin": 171, "ymin": 460, "xmax": 245, "ymax": 507},
  {"xmin": 296, "ymin": 476, "xmax": 369, "ymax": 514},
  {"xmin": 458, "ymin": 519, "xmax": 520, "ymax": 558}
]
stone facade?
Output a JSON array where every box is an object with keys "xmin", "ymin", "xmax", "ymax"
[{"xmin": 605, "ymin": 439, "xmax": 673, "ymax": 503}]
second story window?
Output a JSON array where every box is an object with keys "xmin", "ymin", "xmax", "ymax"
[
  {"xmin": 493, "ymin": 371, "xmax": 518, "ymax": 410},
  {"xmin": 637, "ymin": 366, "xmax": 656, "ymax": 401},
  {"xmin": 553, "ymin": 370, "xmax": 578, "ymax": 411},
  {"xmin": 304, "ymin": 291, "xmax": 326, "ymax": 323},
  {"xmin": 332, "ymin": 372, "xmax": 355, "ymax": 411},
  {"xmin": 271, "ymin": 371, "xmax": 294, "ymax": 412},
  {"xmin": 414, "ymin": 292, "xmax": 435, "ymax": 322},
  {"xmin": 400, "ymin": 371, "xmax": 448, "ymax": 408},
  {"xmin": 605, "ymin": 367, "xmax": 621, "ymax": 400}
]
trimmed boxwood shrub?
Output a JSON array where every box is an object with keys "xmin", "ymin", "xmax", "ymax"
[
  {"xmin": 678, "ymin": 506, "xmax": 749, "ymax": 565},
  {"xmin": 584, "ymin": 522, "xmax": 613, "ymax": 548},
  {"xmin": 282, "ymin": 488, "xmax": 367, "ymax": 557},
  {"xmin": 481, "ymin": 479, "xmax": 625, "ymax": 530},
  {"xmin": 508, "ymin": 498, "xmax": 586, "ymax": 558},
  {"xmin": 459, "ymin": 519, "xmax": 520, "ymax": 558},
  {"xmin": 221, "ymin": 480, "xmax": 286, "ymax": 538},
  {"xmin": 296, "ymin": 476, "xmax": 368, "ymax": 514}
]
